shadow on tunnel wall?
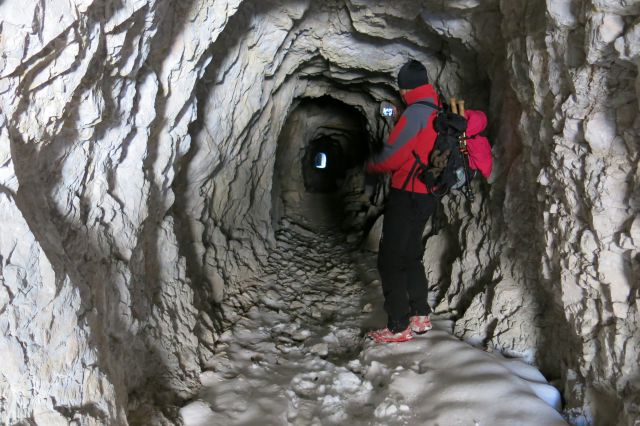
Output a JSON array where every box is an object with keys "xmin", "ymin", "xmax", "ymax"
[
  {"xmin": 172, "ymin": 0, "xmax": 289, "ymax": 351},
  {"xmin": 7, "ymin": 0, "xmax": 213, "ymax": 422}
]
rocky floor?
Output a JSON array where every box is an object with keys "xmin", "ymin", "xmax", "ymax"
[
  {"xmin": 179, "ymin": 212, "xmax": 567, "ymax": 426},
  {"xmin": 184, "ymin": 219, "xmax": 376, "ymax": 424}
]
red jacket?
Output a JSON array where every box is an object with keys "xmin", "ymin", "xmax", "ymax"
[
  {"xmin": 465, "ymin": 110, "xmax": 492, "ymax": 178},
  {"xmin": 367, "ymin": 84, "xmax": 439, "ymax": 193}
]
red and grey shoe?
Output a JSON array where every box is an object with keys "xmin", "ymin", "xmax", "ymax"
[
  {"xmin": 409, "ymin": 315, "xmax": 433, "ymax": 334},
  {"xmin": 367, "ymin": 326, "xmax": 413, "ymax": 343}
]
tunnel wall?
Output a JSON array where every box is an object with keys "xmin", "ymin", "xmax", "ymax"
[
  {"xmin": 0, "ymin": 0, "xmax": 638, "ymax": 424},
  {"xmin": 449, "ymin": 2, "xmax": 640, "ymax": 423},
  {"xmin": 0, "ymin": 0, "xmax": 226, "ymax": 422}
]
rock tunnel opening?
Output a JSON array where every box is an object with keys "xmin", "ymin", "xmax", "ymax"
[
  {"xmin": 303, "ymin": 136, "xmax": 346, "ymax": 193},
  {"xmin": 272, "ymin": 95, "xmax": 371, "ymax": 232}
]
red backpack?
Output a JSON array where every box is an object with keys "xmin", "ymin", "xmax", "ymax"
[{"xmin": 464, "ymin": 110, "xmax": 492, "ymax": 179}]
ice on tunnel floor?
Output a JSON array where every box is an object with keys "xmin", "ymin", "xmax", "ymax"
[
  {"xmin": 180, "ymin": 222, "xmax": 567, "ymax": 426},
  {"xmin": 180, "ymin": 401, "xmax": 216, "ymax": 426},
  {"xmin": 369, "ymin": 337, "xmax": 565, "ymax": 425}
]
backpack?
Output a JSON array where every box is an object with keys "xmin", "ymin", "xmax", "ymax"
[{"xmin": 402, "ymin": 100, "xmax": 475, "ymax": 200}]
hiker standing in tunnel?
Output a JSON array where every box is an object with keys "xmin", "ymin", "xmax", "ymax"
[{"xmin": 366, "ymin": 59, "xmax": 440, "ymax": 343}]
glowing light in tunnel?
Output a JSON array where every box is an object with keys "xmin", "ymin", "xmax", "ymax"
[{"xmin": 314, "ymin": 152, "xmax": 327, "ymax": 169}]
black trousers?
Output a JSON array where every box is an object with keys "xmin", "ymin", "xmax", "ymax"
[{"xmin": 378, "ymin": 189, "xmax": 438, "ymax": 332}]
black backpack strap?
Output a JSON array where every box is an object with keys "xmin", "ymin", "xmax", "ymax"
[
  {"xmin": 463, "ymin": 132, "xmax": 479, "ymax": 140},
  {"xmin": 415, "ymin": 100, "xmax": 439, "ymax": 110},
  {"xmin": 412, "ymin": 150, "xmax": 428, "ymax": 167},
  {"xmin": 401, "ymin": 157, "xmax": 419, "ymax": 191}
]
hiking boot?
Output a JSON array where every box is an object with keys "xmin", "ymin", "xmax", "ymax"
[
  {"xmin": 410, "ymin": 315, "xmax": 433, "ymax": 334},
  {"xmin": 367, "ymin": 326, "xmax": 413, "ymax": 343}
]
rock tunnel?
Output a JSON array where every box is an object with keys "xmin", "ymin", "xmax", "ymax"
[
  {"xmin": 272, "ymin": 95, "xmax": 370, "ymax": 229},
  {"xmin": 0, "ymin": 0, "xmax": 639, "ymax": 424}
]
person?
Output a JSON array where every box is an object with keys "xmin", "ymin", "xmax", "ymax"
[{"xmin": 366, "ymin": 59, "xmax": 440, "ymax": 343}]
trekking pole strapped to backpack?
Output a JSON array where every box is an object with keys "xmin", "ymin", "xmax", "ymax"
[{"xmin": 455, "ymin": 100, "xmax": 475, "ymax": 202}]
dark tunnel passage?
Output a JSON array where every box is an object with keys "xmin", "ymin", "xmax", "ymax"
[
  {"xmin": 271, "ymin": 96, "xmax": 372, "ymax": 232},
  {"xmin": 303, "ymin": 136, "xmax": 346, "ymax": 193}
]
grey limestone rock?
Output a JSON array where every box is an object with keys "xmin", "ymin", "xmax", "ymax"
[{"xmin": 0, "ymin": 0, "xmax": 638, "ymax": 424}]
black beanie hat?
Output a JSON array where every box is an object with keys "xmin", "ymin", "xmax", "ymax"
[{"xmin": 397, "ymin": 60, "xmax": 429, "ymax": 90}]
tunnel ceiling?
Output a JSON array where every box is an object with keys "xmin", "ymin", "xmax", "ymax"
[{"xmin": 0, "ymin": 0, "xmax": 639, "ymax": 424}]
